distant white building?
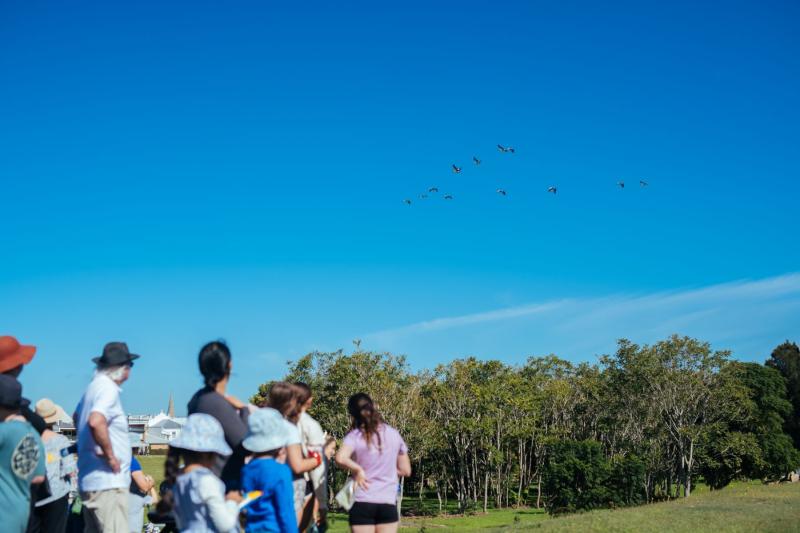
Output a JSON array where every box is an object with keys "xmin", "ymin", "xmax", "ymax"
[
  {"xmin": 53, "ymin": 393, "xmax": 186, "ymax": 452},
  {"xmin": 127, "ymin": 393, "xmax": 185, "ymax": 453}
]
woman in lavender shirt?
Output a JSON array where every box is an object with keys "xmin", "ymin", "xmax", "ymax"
[{"xmin": 335, "ymin": 393, "xmax": 412, "ymax": 532}]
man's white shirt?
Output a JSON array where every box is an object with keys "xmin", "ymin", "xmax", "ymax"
[{"xmin": 75, "ymin": 373, "xmax": 132, "ymax": 492}]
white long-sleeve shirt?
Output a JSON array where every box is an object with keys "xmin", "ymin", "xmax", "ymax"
[{"xmin": 174, "ymin": 467, "xmax": 239, "ymax": 533}]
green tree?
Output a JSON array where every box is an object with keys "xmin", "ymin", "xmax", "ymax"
[
  {"xmin": 734, "ymin": 362, "xmax": 800, "ymax": 480},
  {"xmin": 766, "ymin": 341, "xmax": 800, "ymax": 449},
  {"xmin": 542, "ymin": 439, "xmax": 645, "ymax": 514}
]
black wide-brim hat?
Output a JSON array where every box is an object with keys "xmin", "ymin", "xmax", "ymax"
[{"xmin": 92, "ymin": 341, "xmax": 140, "ymax": 367}]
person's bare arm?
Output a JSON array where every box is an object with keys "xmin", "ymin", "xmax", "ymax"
[
  {"xmin": 286, "ymin": 443, "xmax": 320, "ymax": 475},
  {"xmin": 224, "ymin": 395, "xmax": 245, "ymax": 409},
  {"xmin": 88, "ymin": 412, "xmax": 120, "ymax": 473},
  {"xmin": 335, "ymin": 443, "xmax": 369, "ymax": 490},
  {"xmin": 397, "ymin": 453, "xmax": 412, "ymax": 477},
  {"xmin": 31, "ymin": 475, "xmax": 45, "ymax": 484},
  {"xmin": 132, "ymin": 471, "xmax": 154, "ymax": 492}
]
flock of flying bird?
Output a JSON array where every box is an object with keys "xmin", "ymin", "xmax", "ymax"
[{"xmin": 403, "ymin": 144, "xmax": 649, "ymax": 205}]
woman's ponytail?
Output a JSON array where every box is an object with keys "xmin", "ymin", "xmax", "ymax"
[{"xmin": 347, "ymin": 392, "xmax": 383, "ymax": 450}]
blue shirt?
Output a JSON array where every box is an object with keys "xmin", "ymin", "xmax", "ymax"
[
  {"xmin": 240, "ymin": 457, "xmax": 297, "ymax": 533},
  {"xmin": 0, "ymin": 420, "xmax": 46, "ymax": 533},
  {"xmin": 130, "ymin": 456, "xmax": 147, "ymax": 496}
]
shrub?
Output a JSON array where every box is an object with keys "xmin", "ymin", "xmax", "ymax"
[{"xmin": 542, "ymin": 439, "xmax": 646, "ymax": 515}]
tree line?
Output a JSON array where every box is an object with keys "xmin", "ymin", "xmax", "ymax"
[{"xmin": 251, "ymin": 335, "xmax": 800, "ymax": 515}]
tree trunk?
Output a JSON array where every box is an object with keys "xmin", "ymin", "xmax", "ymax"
[
  {"xmin": 517, "ymin": 439, "xmax": 525, "ymax": 504},
  {"xmin": 483, "ymin": 472, "xmax": 489, "ymax": 513},
  {"xmin": 667, "ymin": 470, "xmax": 672, "ymax": 499},
  {"xmin": 398, "ymin": 476, "xmax": 404, "ymax": 524},
  {"xmin": 536, "ymin": 473, "xmax": 542, "ymax": 509},
  {"xmin": 419, "ymin": 459, "xmax": 424, "ymax": 500},
  {"xmin": 685, "ymin": 440, "xmax": 694, "ymax": 498}
]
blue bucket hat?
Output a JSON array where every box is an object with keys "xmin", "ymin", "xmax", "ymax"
[
  {"xmin": 242, "ymin": 407, "xmax": 291, "ymax": 453},
  {"xmin": 171, "ymin": 413, "xmax": 232, "ymax": 456}
]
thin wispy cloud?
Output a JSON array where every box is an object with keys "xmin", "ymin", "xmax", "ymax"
[
  {"xmin": 367, "ymin": 300, "xmax": 571, "ymax": 339},
  {"xmin": 364, "ymin": 273, "xmax": 800, "ymax": 361}
]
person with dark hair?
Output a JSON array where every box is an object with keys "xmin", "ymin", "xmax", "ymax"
[
  {"xmin": 0, "ymin": 374, "xmax": 46, "ymax": 533},
  {"xmin": 156, "ymin": 413, "xmax": 240, "ymax": 532},
  {"xmin": 266, "ymin": 382, "xmax": 322, "ymax": 524},
  {"xmin": 335, "ymin": 393, "xmax": 411, "ymax": 533},
  {"xmin": 295, "ymin": 382, "xmax": 327, "ymax": 531},
  {"xmin": 187, "ymin": 341, "xmax": 250, "ymax": 494}
]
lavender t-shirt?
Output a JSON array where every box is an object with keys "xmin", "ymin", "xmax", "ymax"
[{"xmin": 343, "ymin": 424, "xmax": 407, "ymax": 505}]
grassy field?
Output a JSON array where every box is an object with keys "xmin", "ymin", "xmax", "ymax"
[
  {"xmin": 137, "ymin": 455, "xmax": 169, "ymax": 487},
  {"xmin": 134, "ymin": 456, "xmax": 800, "ymax": 532},
  {"xmin": 328, "ymin": 482, "xmax": 800, "ymax": 532},
  {"xmin": 520, "ymin": 482, "xmax": 800, "ymax": 533}
]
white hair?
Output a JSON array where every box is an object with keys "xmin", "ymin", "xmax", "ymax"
[{"xmin": 98, "ymin": 364, "xmax": 128, "ymax": 383}]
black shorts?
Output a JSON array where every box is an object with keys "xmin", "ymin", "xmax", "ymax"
[{"xmin": 348, "ymin": 502, "xmax": 399, "ymax": 525}]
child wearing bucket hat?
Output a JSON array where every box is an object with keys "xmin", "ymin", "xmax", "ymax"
[
  {"xmin": 240, "ymin": 408, "xmax": 298, "ymax": 533},
  {"xmin": 156, "ymin": 413, "xmax": 240, "ymax": 533}
]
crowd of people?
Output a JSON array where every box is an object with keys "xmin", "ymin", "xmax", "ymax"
[{"xmin": 0, "ymin": 336, "xmax": 411, "ymax": 533}]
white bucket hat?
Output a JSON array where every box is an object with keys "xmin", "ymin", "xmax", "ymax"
[
  {"xmin": 242, "ymin": 407, "xmax": 291, "ymax": 453},
  {"xmin": 170, "ymin": 413, "xmax": 232, "ymax": 456}
]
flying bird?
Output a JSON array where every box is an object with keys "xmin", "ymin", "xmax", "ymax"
[
  {"xmin": 497, "ymin": 144, "xmax": 515, "ymax": 153},
  {"xmin": 547, "ymin": 186, "xmax": 557, "ymax": 194},
  {"xmin": 452, "ymin": 164, "xmax": 461, "ymax": 174},
  {"xmin": 617, "ymin": 181, "xmax": 625, "ymax": 188},
  {"xmin": 640, "ymin": 180, "xmax": 649, "ymax": 187},
  {"xmin": 419, "ymin": 193, "xmax": 429, "ymax": 199},
  {"xmin": 496, "ymin": 189, "xmax": 507, "ymax": 196},
  {"xmin": 443, "ymin": 194, "xmax": 454, "ymax": 200},
  {"xmin": 403, "ymin": 199, "xmax": 412, "ymax": 205},
  {"xmin": 428, "ymin": 187, "xmax": 439, "ymax": 193},
  {"xmin": 473, "ymin": 156, "xmax": 481, "ymax": 165}
]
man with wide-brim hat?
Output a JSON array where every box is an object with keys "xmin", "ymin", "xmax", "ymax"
[
  {"xmin": 74, "ymin": 342, "xmax": 140, "ymax": 533},
  {"xmin": 0, "ymin": 335, "xmax": 47, "ymax": 435}
]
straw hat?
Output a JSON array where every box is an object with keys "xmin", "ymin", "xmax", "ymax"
[{"xmin": 35, "ymin": 398, "xmax": 69, "ymax": 425}]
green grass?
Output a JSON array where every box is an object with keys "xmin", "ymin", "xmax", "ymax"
[
  {"xmin": 136, "ymin": 455, "xmax": 168, "ymax": 488},
  {"xmin": 521, "ymin": 482, "xmax": 800, "ymax": 533},
  {"xmin": 325, "ymin": 482, "xmax": 800, "ymax": 532},
  {"xmin": 131, "ymin": 457, "xmax": 800, "ymax": 532},
  {"xmin": 323, "ymin": 508, "xmax": 547, "ymax": 532}
]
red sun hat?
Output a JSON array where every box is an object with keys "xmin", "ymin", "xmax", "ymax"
[{"xmin": 0, "ymin": 336, "xmax": 37, "ymax": 373}]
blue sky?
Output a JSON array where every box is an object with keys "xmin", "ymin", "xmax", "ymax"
[{"xmin": 1, "ymin": 1, "xmax": 799, "ymax": 414}]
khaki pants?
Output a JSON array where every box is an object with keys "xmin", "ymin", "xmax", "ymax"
[{"xmin": 81, "ymin": 488, "xmax": 129, "ymax": 533}]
